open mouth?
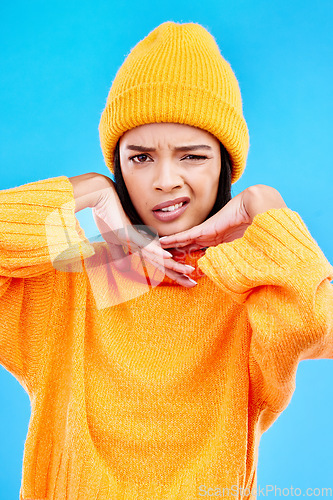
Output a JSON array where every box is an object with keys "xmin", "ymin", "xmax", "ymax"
[
  {"xmin": 152, "ymin": 201, "xmax": 189, "ymax": 221},
  {"xmin": 153, "ymin": 201, "xmax": 188, "ymax": 212}
]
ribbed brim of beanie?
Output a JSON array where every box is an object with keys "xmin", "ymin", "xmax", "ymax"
[{"xmin": 99, "ymin": 21, "xmax": 250, "ymax": 184}]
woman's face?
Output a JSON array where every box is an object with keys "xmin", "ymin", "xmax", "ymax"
[{"xmin": 119, "ymin": 122, "xmax": 221, "ymax": 237}]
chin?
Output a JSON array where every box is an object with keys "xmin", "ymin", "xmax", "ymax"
[
  {"xmin": 142, "ymin": 212, "xmax": 198, "ymax": 237},
  {"xmin": 155, "ymin": 220, "xmax": 194, "ymax": 238}
]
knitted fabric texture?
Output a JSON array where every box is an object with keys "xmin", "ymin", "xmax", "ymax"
[
  {"xmin": 1, "ymin": 177, "xmax": 333, "ymax": 500},
  {"xmin": 99, "ymin": 21, "xmax": 250, "ymax": 184}
]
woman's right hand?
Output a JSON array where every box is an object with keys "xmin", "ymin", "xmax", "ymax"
[{"xmin": 90, "ymin": 175, "xmax": 197, "ymax": 288}]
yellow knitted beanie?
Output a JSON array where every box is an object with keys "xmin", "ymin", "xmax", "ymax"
[{"xmin": 99, "ymin": 21, "xmax": 250, "ymax": 184}]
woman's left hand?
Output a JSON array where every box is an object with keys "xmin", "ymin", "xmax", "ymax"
[{"xmin": 158, "ymin": 185, "xmax": 287, "ymax": 251}]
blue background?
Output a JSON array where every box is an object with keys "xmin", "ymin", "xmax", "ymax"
[{"xmin": 1, "ymin": 0, "xmax": 332, "ymax": 498}]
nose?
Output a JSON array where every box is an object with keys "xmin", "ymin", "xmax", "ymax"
[{"xmin": 152, "ymin": 161, "xmax": 184, "ymax": 192}]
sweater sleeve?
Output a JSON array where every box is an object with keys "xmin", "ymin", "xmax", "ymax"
[
  {"xmin": 0, "ymin": 175, "xmax": 95, "ymax": 278},
  {"xmin": 197, "ymin": 207, "xmax": 333, "ymax": 415},
  {"xmin": 0, "ymin": 176, "xmax": 95, "ymax": 392}
]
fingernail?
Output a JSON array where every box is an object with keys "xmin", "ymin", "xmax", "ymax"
[
  {"xmin": 186, "ymin": 276, "xmax": 197, "ymax": 285},
  {"xmin": 160, "ymin": 236, "xmax": 168, "ymax": 240},
  {"xmin": 164, "ymin": 250, "xmax": 173, "ymax": 257},
  {"xmin": 184, "ymin": 265, "xmax": 195, "ymax": 271}
]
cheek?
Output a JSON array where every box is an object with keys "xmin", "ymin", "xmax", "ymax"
[
  {"xmin": 126, "ymin": 178, "xmax": 150, "ymax": 213},
  {"xmin": 122, "ymin": 172, "xmax": 142, "ymax": 201},
  {"xmin": 195, "ymin": 176, "xmax": 219, "ymax": 202}
]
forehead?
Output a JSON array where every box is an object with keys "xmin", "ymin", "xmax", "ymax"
[{"xmin": 119, "ymin": 122, "xmax": 219, "ymax": 147}]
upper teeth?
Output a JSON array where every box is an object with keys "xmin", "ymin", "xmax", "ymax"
[{"xmin": 160, "ymin": 202, "xmax": 184, "ymax": 212}]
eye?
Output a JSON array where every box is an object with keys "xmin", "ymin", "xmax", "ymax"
[
  {"xmin": 129, "ymin": 154, "xmax": 209, "ymax": 163},
  {"xmin": 183, "ymin": 155, "xmax": 208, "ymax": 161},
  {"xmin": 129, "ymin": 154, "xmax": 152, "ymax": 163}
]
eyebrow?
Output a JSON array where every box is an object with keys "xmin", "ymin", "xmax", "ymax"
[{"xmin": 126, "ymin": 144, "xmax": 213, "ymax": 152}]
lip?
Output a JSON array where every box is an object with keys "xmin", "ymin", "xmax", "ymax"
[
  {"xmin": 152, "ymin": 200, "xmax": 189, "ymax": 222},
  {"xmin": 152, "ymin": 196, "xmax": 190, "ymax": 211}
]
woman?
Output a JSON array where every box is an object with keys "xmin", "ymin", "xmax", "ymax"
[{"xmin": 1, "ymin": 21, "xmax": 333, "ymax": 500}]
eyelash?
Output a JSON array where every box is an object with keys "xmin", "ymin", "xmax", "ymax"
[{"xmin": 129, "ymin": 154, "xmax": 208, "ymax": 163}]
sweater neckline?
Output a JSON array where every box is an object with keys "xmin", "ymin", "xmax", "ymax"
[{"xmin": 161, "ymin": 246, "xmax": 207, "ymax": 285}]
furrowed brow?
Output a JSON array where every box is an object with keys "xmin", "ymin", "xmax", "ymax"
[{"xmin": 126, "ymin": 144, "xmax": 213, "ymax": 152}]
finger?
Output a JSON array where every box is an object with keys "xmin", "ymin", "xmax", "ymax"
[
  {"xmin": 159, "ymin": 224, "xmax": 223, "ymax": 248},
  {"xmin": 159, "ymin": 234, "xmax": 193, "ymax": 248},
  {"xmin": 158, "ymin": 226, "xmax": 205, "ymax": 248},
  {"xmin": 140, "ymin": 247, "xmax": 196, "ymax": 275},
  {"xmin": 151, "ymin": 260, "xmax": 197, "ymax": 288},
  {"xmin": 115, "ymin": 225, "xmax": 174, "ymax": 260}
]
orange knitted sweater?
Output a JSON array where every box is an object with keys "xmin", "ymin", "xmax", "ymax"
[{"xmin": 1, "ymin": 176, "xmax": 333, "ymax": 500}]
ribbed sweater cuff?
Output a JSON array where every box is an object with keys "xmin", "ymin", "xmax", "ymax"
[
  {"xmin": 197, "ymin": 208, "xmax": 333, "ymax": 304},
  {"xmin": 0, "ymin": 176, "xmax": 95, "ymax": 278}
]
